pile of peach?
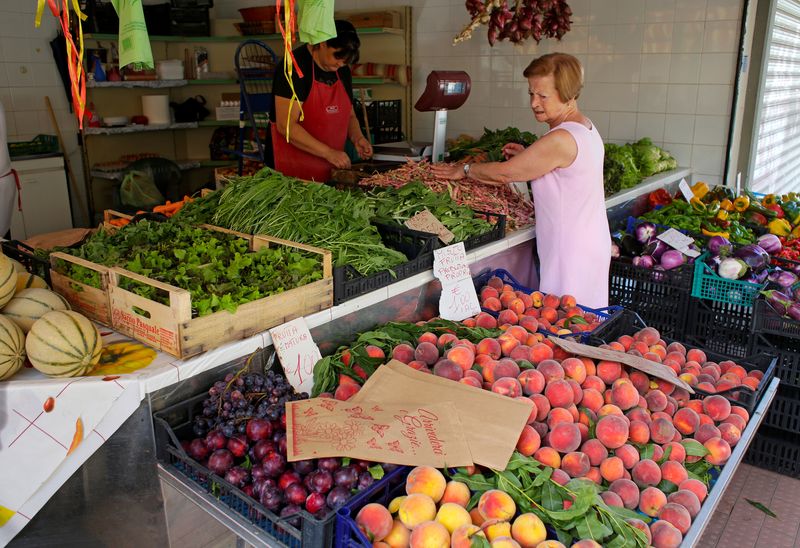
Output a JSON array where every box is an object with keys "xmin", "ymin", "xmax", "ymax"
[
  {"xmin": 467, "ymin": 275, "xmax": 605, "ymax": 336},
  {"xmin": 355, "ymin": 465, "xmax": 564, "ymax": 548}
]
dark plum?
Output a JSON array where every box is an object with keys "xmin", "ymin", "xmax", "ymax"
[
  {"xmin": 293, "ymin": 459, "xmax": 316, "ymax": 476},
  {"xmin": 333, "ymin": 465, "xmax": 359, "ymax": 489},
  {"xmin": 285, "ymin": 483, "xmax": 308, "ymax": 506},
  {"xmin": 252, "ymin": 478, "xmax": 276, "ymax": 498},
  {"xmin": 260, "ymin": 486, "xmax": 283, "ymax": 512},
  {"xmin": 207, "ymin": 449, "xmax": 234, "ymax": 475},
  {"xmin": 305, "ymin": 492, "xmax": 326, "ymax": 514},
  {"xmin": 261, "ymin": 451, "xmax": 286, "ymax": 478},
  {"xmin": 314, "ymin": 508, "xmax": 331, "ymax": 519},
  {"xmin": 252, "ymin": 439, "xmax": 274, "ymax": 461},
  {"xmin": 278, "ymin": 471, "xmax": 302, "ymax": 490},
  {"xmin": 251, "ymin": 466, "xmax": 267, "ymax": 482},
  {"xmin": 274, "ymin": 433, "xmax": 288, "ymax": 456},
  {"xmin": 188, "ymin": 439, "xmax": 209, "ymax": 461},
  {"xmin": 180, "ymin": 439, "xmax": 191, "ymax": 453},
  {"xmin": 305, "ymin": 470, "xmax": 334, "ymax": 494},
  {"xmin": 246, "ymin": 418, "xmax": 273, "ymax": 441},
  {"xmin": 205, "ymin": 430, "xmax": 227, "ymax": 450},
  {"xmin": 326, "ymin": 486, "xmax": 351, "ymax": 509},
  {"xmin": 358, "ymin": 471, "xmax": 375, "ymax": 490},
  {"xmin": 317, "ymin": 457, "xmax": 341, "ymax": 473},
  {"xmin": 381, "ymin": 463, "xmax": 399, "ymax": 473},
  {"xmin": 279, "ymin": 505, "xmax": 302, "ymax": 528},
  {"xmin": 226, "ymin": 434, "xmax": 248, "ymax": 458},
  {"xmin": 355, "ymin": 460, "xmax": 372, "ymax": 470},
  {"xmin": 224, "ymin": 466, "xmax": 249, "ymax": 487},
  {"xmin": 241, "ymin": 484, "xmax": 255, "ymax": 497}
]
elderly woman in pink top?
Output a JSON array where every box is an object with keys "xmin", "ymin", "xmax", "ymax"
[{"xmin": 432, "ymin": 53, "xmax": 610, "ymax": 308}]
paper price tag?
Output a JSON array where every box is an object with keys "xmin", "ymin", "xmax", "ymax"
[
  {"xmin": 433, "ymin": 242, "xmax": 480, "ymax": 321},
  {"xmin": 433, "ymin": 242, "xmax": 471, "ymax": 284},
  {"xmin": 657, "ymin": 228, "xmax": 700, "ymax": 258},
  {"xmin": 678, "ymin": 178, "xmax": 693, "ymax": 202},
  {"xmin": 269, "ymin": 318, "xmax": 321, "ymax": 396},
  {"xmin": 405, "ymin": 209, "xmax": 455, "ymax": 244}
]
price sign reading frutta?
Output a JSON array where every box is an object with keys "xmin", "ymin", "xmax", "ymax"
[
  {"xmin": 269, "ymin": 317, "xmax": 321, "ymax": 396},
  {"xmin": 433, "ymin": 243, "xmax": 480, "ymax": 321}
]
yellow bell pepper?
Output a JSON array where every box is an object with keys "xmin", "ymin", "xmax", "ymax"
[
  {"xmin": 690, "ymin": 197, "xmax": 707, "ymax": 212},
  {"xmin": 763, "ymin": 193, "xmax": 779, "ymax": 207},
  {"xmin": 702, "ymin": 228, "xmax": 730, "ymax": 238},
  {"xmin": 720, "ymin": 199, "xmax": 734, "ymax": 211},
  {"xmin": 768, "ymin": 218, "xmax": 792, "ymax": 236},
  {"xmin": 733, "ymin": 195, "xmax": 750, "ymax": 212},
  {"xmin": 792, "ymin": 224, "xmax": 800, "ymax": 239},
  {"xmin": 716, "ymin": 209, "xmax": 729, "ymax": 221},
  {"xmin": 691, "ymin": 181, "xmax": 710, "ymax": 200}
]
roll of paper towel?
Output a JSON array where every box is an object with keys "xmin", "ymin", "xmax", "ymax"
[{"xmin": 142, "ymin": 95, "xmax": 170, "ymax": 125}]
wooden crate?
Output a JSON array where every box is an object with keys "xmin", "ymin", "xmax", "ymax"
[
  {"xmin": 49, "ymin": 252, "xmax": 113, "ymax": 326},
  {"xmin": 103, "ymin": 209, "xmax": 133, "ymax": 230},
  {"xmin": 107, "ymin": 231, "xmax": 333, "ymax": 359}
]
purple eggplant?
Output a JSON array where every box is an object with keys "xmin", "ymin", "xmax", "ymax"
[
  {"xmin": 707, "ymin": 235, "xmax": 733, "ymax": 257},
  {"xmin": 734, "ymin": 244, "xmax": 770, "ymax": 273},
  {"xmin": 763, "ymin": 290, "xmax": 793, "ymax": 316},
  {"xmin": 718, "ymin": 257, "xmax": 748, "ymax": 280},
  {"xmin": 660, "ymin": 249, "xmax": 686, "ymax": 270},
  {"xmin": 757, "ymin": 233, "xmax": 782, "ymax": 255},
  {"xmin": 644, "ymin": 238, "xmax": 670, "ymax": 261},
  {"xmin": 634, "ymin": 222, "xmax": 657, "ymax": 244},
  {"xmin": 611, "ymin": 242, "xmax": 620, "ymax": 259},
  {"xmin": 768, "ymin": 268, "xmax": 799, "ymax": 289},
  {"xmin": 632, "ymin": 255, "xmax": 655, "ymax": 269},
  {"xmin": 789, "ymin": 302, "xmax": 800, "ymax": 322},
  {"xmin": 651, "ymin": 265, "xmax": 666, "ymax": 283}
]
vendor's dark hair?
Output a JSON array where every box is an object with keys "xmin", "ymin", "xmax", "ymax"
[{"xmin": 327, "ymin": 20, "xmax": 360, "ymax": 65}]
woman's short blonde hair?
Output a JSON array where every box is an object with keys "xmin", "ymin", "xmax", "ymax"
[{"xmin": 523, "ymin": 53, "xmax": 584, "ymax": 102}]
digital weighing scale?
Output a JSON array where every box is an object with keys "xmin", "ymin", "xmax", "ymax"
[{"xmin": 370, "ymin": 70, "xmax": 472, "ymax": 163}]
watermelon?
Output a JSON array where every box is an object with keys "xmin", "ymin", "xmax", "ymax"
[
  {"xmin": 0, "ymin": 315, "xmax": 26, "ymax": 381},
  {"xmin": 26, "ymin": 310, "xmax": 102, "ymax": 377},
  {"xmin": 3, "ymin": 288, "xmax": 70, "ymax": 332}
]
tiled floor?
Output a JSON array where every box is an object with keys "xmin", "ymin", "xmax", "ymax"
[{"xmin": 699, "ymin": 464, "xmax": 800, "ymax": 547}]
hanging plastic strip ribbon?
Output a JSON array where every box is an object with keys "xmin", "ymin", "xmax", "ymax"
[
  {"xmin": 276, "ymin": 0, "xmax": 303, "ymax": 143},
  {"xmin": 35, "ymin": 0, "xmax": 87, "ymax": 129}
]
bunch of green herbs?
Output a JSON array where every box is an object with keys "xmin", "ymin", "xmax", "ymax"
[{"xmin": 448, "ymin": 126, "xmax": 538, "ymax": 162}]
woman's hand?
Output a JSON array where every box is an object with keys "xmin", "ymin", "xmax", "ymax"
[
  {"xmin": 502, "ymin": 142, "xmax": 526, "ymax": 160},
  {"xmin": 355, "ymin": 136, "xmax": 373, "ymax": 159},
  {"xmin": 325, "ymin": 149, "xmax": 351, "ymax": 169},
  {"xmin": 430, "ymin": 163, "xmax": 466, "ymax": 180}
]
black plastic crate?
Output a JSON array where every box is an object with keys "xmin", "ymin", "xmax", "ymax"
[
  {"xmin": 685, "ymin": 297, "xmax": 754, "ymax": 358},
  {"xmin": 762, "ymin": 385, "xmax": 800, "ymax": 434},
  {"xmin": 332, "ymin": 222, "xmax": 438, "ymax": 305},
  {"xmin": 460, "ymin": 211, "xmax": 506, "ymax": 252},
  {"xmin": 751, "ymin": 331, "xmax": 800, "ymax": 389},
  {"xmin": 608, "ymin": 258, "xmax": 692, "ymax": 340},
  {"xmin": 2, "ymin": 240, "xmax": 51, "ymax": 285},
  {"xmin": 153, "ymin": 393, "xmax": 408, "ymax": 547},
  {"xmin": 354, "ymin": 100, "xmax": 403, "ymax": 144},
  {"xmin": 753, "ymin": 298, "xmax": 800, "ymax": 338},
  {"xmin": 590, "ymin": 309, "xmax": 776, "ymax": 416},
  {"xmin": 744, "ymin": 425, "xmax": 800, "ymax": 478},
  {"xmin": 171, "ymin": 6, "xmax": 210, "ymax": 36}
]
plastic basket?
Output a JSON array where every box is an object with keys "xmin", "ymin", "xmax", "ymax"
[
  {"xmin": 354, "ymin": 100, "xmax": 403, "ymax": 145},
  {"xmin": 744, "ymin": 425, "xmax": 800, "ymax": 478},
  {"xmin": 1, "ymin": 240, "xmax": 51, "ymax": 284},
  {"xmin": 7, "ymin": 134, "xmax": 59, "ymax": 158},
  {"xmin": 751, "ymin": 331, "xmax": 800, "ymax": 389},
  {"xmin": 753, "ymin": 298, "xmax": 800, "ymax": 338},
  {"xmin": 153, "ymin": 394, "xmax": 405, "ymax": 547},
  {"xmin": 685, "ymin": 298, "xmax": 753, "ymax": 358},
  {"xmin": 762, "ymin": 385, "xmax": 800, "ymax": 434},
  {"xmin": 691, "ymin": 252, "xmax": 765, "ymax": 307},
  {"xmin": 608, "ymin": 258, "xmax": 693, "ymax": 340},
  {"xmin": 332, "ymin": 222, "xmax": 439, "ymax": 305},
  {"xmin": 460, "ymin": 211, "xmax": 506, "ymax": 252},
  {"xmin": 589, "ymin": 309, "xmax": 776, "ymax": 416}
]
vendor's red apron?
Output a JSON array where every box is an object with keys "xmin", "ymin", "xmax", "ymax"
[{"xmin": 272, "ymin": 64, "xmax": 351, "ymax": 182}]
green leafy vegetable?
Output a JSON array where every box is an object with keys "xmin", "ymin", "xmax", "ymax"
[{"xmin": 448, "ymin": 127, "xmax": 538, "ymax": 162}]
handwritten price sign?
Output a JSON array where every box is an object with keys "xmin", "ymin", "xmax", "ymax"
[
  {"xmin": 433, "ymin": 242, "xmax": 480, "ymax": 321},
  {"xmin": 269, "ymin": 318, "xmax": 321, "ymax": 396}
]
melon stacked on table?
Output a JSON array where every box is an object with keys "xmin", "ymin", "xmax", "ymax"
[{"xmin": 0, "ymin": 252, "xmax": 102, "ymax": 380}]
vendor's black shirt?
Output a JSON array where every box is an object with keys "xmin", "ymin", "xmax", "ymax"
[{"xmin": 270, "ymin": 45, "xmax": 353, "ymax": 122}]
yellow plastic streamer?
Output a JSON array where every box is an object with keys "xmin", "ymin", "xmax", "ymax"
[{"xmin": 275, "ymin": 0, "xmax": 303, "ymax": 142}]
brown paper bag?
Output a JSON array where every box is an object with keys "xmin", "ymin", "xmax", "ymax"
[
  {"xmin": 23, "ymin": 228, "xmax": 95, "ymax": 250},
  {"xmin": 353, "ymin": 360, "xmax": 531, "ymax": 470},
  {"xmin": 285, "ymin": 397, "xmax": 473, "ymax": 467}
]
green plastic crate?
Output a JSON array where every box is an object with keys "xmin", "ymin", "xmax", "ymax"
[{"xmin": 691, "ymin": 251, "xmax": 765, "ymax": 307}]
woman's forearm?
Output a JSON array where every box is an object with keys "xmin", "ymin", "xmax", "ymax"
[{"xmin": 277, "ymin": 120, "xmax": 333, "ymax": 159}]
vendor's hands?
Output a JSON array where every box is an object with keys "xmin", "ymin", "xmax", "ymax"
[
  {"xmin": 325, "ymin": 149, "xmax": 351, "ymax": 170},
  {"xmin": 430, "ymin": 163, "xmax": 466, "ymax": 180},
  {"xmin": 502, "ymin": 142, "xmax": 525, "ymax": 160},
  {"xmin": 355, "ymin": 136, "xmax": 373, "ymax": 159}
]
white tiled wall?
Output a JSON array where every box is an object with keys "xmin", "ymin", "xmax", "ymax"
[{"xmin": 0, "ymin": 0, "xmax": 87, "ymax": 227}]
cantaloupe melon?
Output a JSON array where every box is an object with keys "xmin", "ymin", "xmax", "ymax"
[
  {"xmin": 0, "ymin": 315, "xmax": 26, "ymax": 380},
  {"xmin": 8, "ymin": 257, "xmax": 25, "ymax": 273},
  {"xmin": 15, "ymin": 272, "xmax": 49, "ymax": 293},
  {"xmin": 0, "ymin": 254, "xmax": 16, "ymax": 308},
  {"xmin": 26, "ymin": 310, "xmax": 102, "ymax": 377},
  {"xmin": 3, "ymin": 288, "xmax": 70, "ymax": 332}
]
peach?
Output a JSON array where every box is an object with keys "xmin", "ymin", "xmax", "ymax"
[
  {"xmin": 540, "ymin": 306, "xmax": 558, "ymax": 324},
  {"xmin": 722, "ymin": 413, "xmax": 747, "ymax": 432},
  {"xmin": 629, "ymin": 420, "xmax": 650, "ymax": 445},
  {"xmin": 561, "ymin": 451, "xmax": 591, "ymax": 478},
  {"xmin": 383, "ymin": 519, "xmax": 411, "ymax": 548},
  {"xmin": 460, "ymin": 376, "xmax": 483, "ymax": 389},
  {"xmin": 545, "ymin": 380, "xmax": 574, "ymax": 408},
  {"xmin": 672, "ymin": 407, "xmax": 700, "ymax": 435},
  {"xmin": 548, "ymin": 422, "xmax": 582, "ymax": 453},
  {"xmin": 668, "ymin": 489, "xmax": 701, "ymax": 519},
  {"xmin": 679, "ymin": 478, "xmax": 707, "ymax": 502},
  {"xmin": 530, "ymin": 394, "xmax": 551, "ymax": 422},
  {"xmin": 615, "ymin": 444, "xmax": 640, "ymax": 469},
  {"xmin": 480, "ymin": 361, "xmax": 499, "ymax": 384},
  {"xmin": 519, "ymin": 316, "xmax": 540, "ymax": 334},
  {"xmin": 433, "ymin": 359, "xmax": 463, "ymax": 381},
  {"xmin": 477, "ymin": 338, "xmax": 502, "ymax": 359},
  {"xmin": 660, "ymin": 460, "xmax": 688, "ymax": 486},
  {"xmin": 600, "ymin": 490, "xmax": 624, "ymax": 507},
  {"xmin": 704, "ymin": 436, "xmax": 732, "ymax": 465},
  {"xmin": 583, "ymin": 466, "xmax": 602, "ymax": 484},
  {"xmin": 718, "ymin": 422, "xmax": 741, "ymax": 447},
  {"xmin": 519, "ymin": 369, "xmax": 546, "ymax": 395},
  {"xmin": 550, "ymin": 468, "xmax": 571, "ymax": 485},
  {"xmin": 626, "ymin": 518, "xmax": 652, "ymax": 545},
  {"xmin": 658, "ymin": 502, "xmax": 691, "ymax": 535},
  {"xmin": 447, "ymin": 346, "xmax": 476, "ymax": 371},
  {"xmin": 517, "ymin": 425, "xmax": 542, "ymax": 456},
  {"xmin": 639, "ymin": 486, "xmax": 668, "ymax": 517},
  {"xmin": 626, "ymin": 406, "xmax": 652, "ymax": 424},
  {"xmin": 534, "ymin": 447, "xmax": 562, "ymax": 468},
  {"xmin": 535, "ymin": 542, "xmax": 566, "ymax": 548},
  {"xmin": 609, "ymin": 478, "xmax": 640, "ymax": 510},
  {"xmin": 530, "ymin": 344, "xmax": 554, "ymax": 365},
  {"xmin": 409, "ymin": 521, "xmax": 450, "ymax": 548},
  {"xmin": 509, "ymin": 298, "xmax": 526, "ymax": 316},
  {"xmin": 730, "ymin": 404, "xmax": 750, "ymax": 422},
  {"xmin": 632, "ymin": 459, "xmax": 662, "ymax": 488},
  {"xmin": 558, "ymin": 357, "xmax": 586, "ymax": 384},
  {"xmin": 392, "ymin": 343, "xmax": 417, "ymax": 364},
  {"xmin": 597, "ymin": 361, "xmax": 622, "ymax": 384},
  {"xmin": 398, "ymin": 494, "xmax": 437, "ymax": 529},
  {"xmin": 388, "ymin": 496, "xmax": 406, "ymax": 513},
  {"xmin": 440, "ymin": 481, "xmax": 471, "ymax": 508},
  {"xmin": 577, "ymin": 422, "xmax": 589, "ymax": 442},
  {"xmin": 650, "ymin": 519, "xmax": 682, "ymax": 548},
  {"xmin": 581, "ymin": 439, "xmax": 609, "ymax": 466},
  {"xmin": 702, "ymin": 395, "xmax": 731, "ymax": 421},
  {"xmin": 695, "ymin": 423, "xmax": 721, "ymax": 444},
  {"xmin": 406, "ymin": 466, "xmax": 446, "ymax": 502},
  {"xmin": 510, "ymin": 345, "xmax": 533, "ymax": 362},
  {"xmin": 663, "ymin": 441, "xmax": 686, "ymax": 463},
  {"xmin": 626, "ymin": 371, "xmax": 648, "ymax": 395},
  {"xmin": 476, "ymin": 313, "xmax": 499, "ymax": 329},
  {"xmin": 490, "ymin": 536, "xmax": 521, "ymax": 548},
  {"xmin": 686, "ymin": 348, "xmax": 706, "ymax": 364},
  {"xmin": 571, "ymin": 541, "xmax": 601, "ymax": 548},
  {"xmin": 567, "ymin": 379, "xmax": 583, "ymax": 405},
  {"xmin": 645, "ymin": 390, "xmax": 668, "ymax": 412},
  {"xmin": 435, "ymin": 502, "xmax": 471, "ymax": 534},
  {"xmin": 469, "ymin": 507, "xmax": 485, "ymax": 526},
  {"xmin": 481, "ymin": 286, "xmax": 500, "ymax": 300},
  {"xmin": 611, "ymin": 379, "xmax": 640, "ymax": 410},
  {"xmin": 598, "ymin": 404, "xmax": 625, "ymax": 418},
  {"xmin": 595, "ymin": 415, "xmax": 630, "ymax": 449},
  {"xmin": 499, "ymin": 335, "xmax": 521, "ymax": 357},
  {"xmin": 356, "ymin": 503, "xmax": 394, "ymax": 542},
  {"xmin": 478, "ymin": 490, "xmax": 516, "ymax": 521},
  {"xmin": 366, "ymin": 345, "xmax": 386, "ymax": 360},
  {"xmin": 483, "ymin": 297, "xmax": 502, "ymax": 312},
  {"xmin": 498, "ymin": 309, "xmax": 520, "ymax": 326},
  {"xmin": 495, "ymin": 359, "xmax": 522, "ymax": 380},
  {"xmin": 537, "ymin": 359, "xmax": 565, "ymax": 382},
  {"xmin": 581, "ymin": 375, "xmax": 605, "ymax": 392},
  {"xmin": 600, "ymin": 456, "xmax": 625, "ymax": 483},
  {"xmin": 652, "ymin": 445, "xmax": 665, "ymax": 461},
  {"xmin": 635, "ymin": 326, "xmax": 661, "ymax": 345},
  {"xmin": 492, "ymin": 377, "xmax": 523, "ymax": 398},
  {"xmin": 517, "ymin": 396, "xmax": 538, "ymax": 424},
  {"xmin": 650, "ymin": 417, "xmax": 677, "ymax": 445},
  {"xmin": 451, "ymin": 524, "xmax": 485, "ymax": 548},
  {"xmin": 510, "ymin": 513, "xmax": 547, "ymax": 548}
]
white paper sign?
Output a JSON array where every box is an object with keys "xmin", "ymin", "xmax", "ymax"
[
  {"xmin": 433, "ymin": 242, "xmax": 480, "ymax": 320},
  {"xmin": 657, "ymin": 228, "xmax": 700, "ymax": 258},
  {"xmin": 678, "ymin": 178, "xmax": 693, "ymax": 202},
  {"xmin": 269, "ymin": 317, "xmax": 322, "ymax": 395}
]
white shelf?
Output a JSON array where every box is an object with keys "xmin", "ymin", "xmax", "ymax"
[
  {"xmin": 87, "ymin": 79, "xmax": 187, "ymax": 89},
  {"xmin": 604, "ymin": 167, "xmax": 692, "ymax": 209},
  {"xmin": 83, "ymin": 122, "xmax": 198, "ymax": 135}
]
